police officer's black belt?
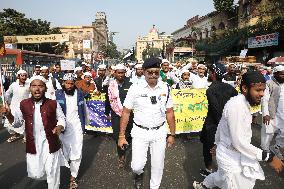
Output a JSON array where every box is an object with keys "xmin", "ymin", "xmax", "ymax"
[{"xmin": 134, "ymin": 121, "xmax": 165, "ymax": 130}]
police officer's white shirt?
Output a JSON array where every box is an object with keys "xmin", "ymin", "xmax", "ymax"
[{"xmin": 123, "ymin": 80, "xmax": 173, "ymax": 128}]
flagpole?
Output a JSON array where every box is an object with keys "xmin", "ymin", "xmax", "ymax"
[{"xmin": 0, "ymin": 64, "xmax": 5, "ymax": 106}]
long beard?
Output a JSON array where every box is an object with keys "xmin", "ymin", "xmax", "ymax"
[
  {"xmin": 275, "ymin": 76, "xmax": 284, "ymax": 84},
  {"xmin": 246, "ymin": 91, "xmax": 260, "ymax": 106},
  {"xmin": 63, "ymin": 86, "xmax": 76, "ymax": 96}
]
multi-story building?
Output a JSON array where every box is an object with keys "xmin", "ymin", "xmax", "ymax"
[
  {"xmin": 59, "ymin": 12, "xmax": 109, "ymax": 60},
  {"xmin": 136, "ymin": 26, "xmax": 172, "ymax": 62}
]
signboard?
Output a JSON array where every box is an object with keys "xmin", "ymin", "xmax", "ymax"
[
  {"xmin": 248, "ymin": 33, "xmax": 279, "ymax": 48},
  {"xmin": 83, "ymin": 53, "xmax": 92, "ymax": 61},
  {"xmin": 0, "ymin": 43, "xmax": 6, "ymax": 57},
  {"xmin": 83, "ymin": 40, "xmax": 91, "ymax": 49},
  {"xmin": 4, "ymin": 34, "xmax": 69, "ymax": 44},
  {"xmin": 5, "ymin": 43, "xmax": 17, "ymax": 49},
  {"xmin": 240, "ymin": 49, "xmax": 248, "ymax": 58},
  {"xmin": 60, "ymin": 60, "xmax": 76, "ymax": 70}
]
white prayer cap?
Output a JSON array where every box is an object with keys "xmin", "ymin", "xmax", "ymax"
[
  {"xmin": 29, "ymin": 75, "xmax": 47, "ymax": 84},
  {"xmin": 40, "ymin": 66, "xmax": 49, "ymax": 71},
  {"xmin": 162, "ymin": 59, "xmax": 169, "ymax": 64},
  {"xmin": 128, "ymin": 63, "xmax": 134, "ymax": 66},
  {"xmin": 138, "ymin": 60, "xmax": 144, "ymax": 64},
  {"xmin": 242, "ymin": 64, "xmax": 247, "ymax": 68},
  {"xmin": 114, "ymin": 64, "xmax": 126, "ymax": 70},
  {"xmin": 35, "ymin": 65, "xmax": 41, "ymax": 68},
  {"xmin": 181, "ymin": 69, "xmax": 190, "ymax": 75},
  {"xmin": 85, "ymin": 63, "xmax": 91, "ymax": 67},
  {"xmin": 134, "ymin": 64, "xmax": 143, "ymax": 69},
  {"xmin": 83, "ymin": 72, "xmax": 92, "ymax": 77},
  {"xmin": 17, "ymin": 70, "xmax": 27, "ymax": 75},
  {"xmin": 74, "ymin": 67, "xmax": 82, "ymax": 73},
  {"xmin": 63, "ymin": 73, "xmax": 76, "ymax": 81},
  {"xmin": 266, "ymin": 66, "xmax": 272, "ymax": 70},
  {"xmin": 111, "ymin": 65, "xmax": 116, "ymax": 69},
  {"xmin": 273, "ymin": 65, "xmax": 284, "ymax": 73},
  {"xmin": 197, "ymin": 64, "xmax": 206, "ymax": 69},
  {"xmin": 98, "ymin": 64, "xmax": 107, "ymax": 69},
  {"xmin": 81, "ymin": 62, "xmax": 87, "ymax": 65}
]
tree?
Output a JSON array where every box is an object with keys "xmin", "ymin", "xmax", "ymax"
[
  {"xmin": 213, "ymin": 0, "xmax": 234, "ymax": 12},
  {"xmin": 0, "ymin": 8, "xmax": 67, "ymax": 54},
  {"xmin": 142, "ymin": 47, "xmax": 162, "ymax": 60},
  {"xmin": 99, "ymin": 41, "xmax": 120, "ymax": 59}
]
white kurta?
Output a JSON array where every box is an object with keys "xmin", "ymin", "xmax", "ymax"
[
  {"xmin": 190, "ymin": 74, "xmax": 209, "ymax": 89},
  {"xmin": 60, "ymin": 90, "xmax": 83, "ymax": 161},
  {"xmin": 203, "ymin": 94, "xmax": 265, "ymax": 189},
  {"xmin": 4, "ymin": 81, "xmax": 30, "ymax": 134},
  {"xmin": 12, "ymin": 101, "xmax": 66, "ymax": 189},
  {"xmin": 59, "ymin": 90, "xmax": 83, "ymax": 178},
  {"xmin": 261, "ymin": 83, "xmax": 284, "ymax": 150},
  {"xmin": 45, "ymin": 77, "xmax": 62, "ymax": 100}
]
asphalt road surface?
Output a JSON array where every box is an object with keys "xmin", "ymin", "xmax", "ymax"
[{"xmin": 0, "ymin": 124, "xmax": 283, "ymax": 189}]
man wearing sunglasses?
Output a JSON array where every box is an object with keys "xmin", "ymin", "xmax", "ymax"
[{"xmin": 118, "ymin": 57, "xmax": 176, "ymax": 189}]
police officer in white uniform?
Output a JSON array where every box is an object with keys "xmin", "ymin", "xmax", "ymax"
[{"xmin": 118, "ymin": 57, "xmax": 176, "ymax": 189}]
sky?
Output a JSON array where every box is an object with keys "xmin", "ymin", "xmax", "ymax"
[{"xmin": 1, "ymin": 0, "xmax": 218, "ymax": 50}]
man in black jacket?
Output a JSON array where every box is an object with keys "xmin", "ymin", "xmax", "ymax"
[{"xmin": 199, "ymin": 63, "xmax": 238, "ymax": 177}]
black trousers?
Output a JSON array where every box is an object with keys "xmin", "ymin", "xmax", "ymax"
[
  {"xmin": 200, "ymin": 127, "xmax": 215, "ymax": 169},
  {"xmin": 111, "ymin": 113, "xmax": 133, "ymax": 158}
]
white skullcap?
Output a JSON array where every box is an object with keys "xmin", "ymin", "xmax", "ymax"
[
  {"xmin": 266, "ymin": 66, "xmax": 272, "ymax": 70},
  {"xmin": 134, "ymin": 64, "xmax": 143, "ymax": 69},
  {"xmin": 83, "ymin": 72, "xmax": 92, "ymax": 77},
  {"xmin": 111, "ymin": 65, "xmax": 116, "ymax": 69},
  {"xmin": 128, "ymin": 63, "xmax": 134, "ymax": 66},
  {"xmin": 29, "ymin": 75, "xmax": 47, "ymax": 84},
  {"xmin": 273, "ymin": 65, "xmax": 284, "ymax": 73},
  {"xmin": 40, "ymin": 66, "xmax": 48, "ymax": 70},
  {"xmin": 98, "ymin": 64, "xmax": 107, "ymax": 69},
  {"xmin": 85, "ymin": 63, "xmax": 91, "ymax": 67},
  {"xmin": 138, "ymin": 60, "xmax": 144, "ymax": 64},
  {"xmin": 63, "ymin": 73, "xmax": 76, "ymax": 81},
  {"xmin": 115, "ymin": 64, "xmax": 126, "ymax": 70},
  {"xmin": 162, "ymin": 59, "xmax": 169, "ymax": 64},
  {"xmin": 242, "ymin": 64, "xmax": 247, "ymax": 68},
  {"xmin": 74, "ymin": 67, "xmax": 82, "ymax": 73},
  {"xmin": 35, "ymin": 65, "xmax": 41, "ymax": 68},
  {"xmin": 181, "ymin": 69, "xmax": 190, "ymax": 75},
  {"xmin": 81, "ymin": 62, "xmax": 87, "ymax": 65},
  {"xmin": 197, "ymin": 64, "xmax": 206, "ymax": 69},
  {"xmin": 17, "ymin": 70, "xmax": 27, "ymax": 75}
]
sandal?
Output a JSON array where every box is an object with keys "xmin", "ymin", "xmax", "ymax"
[
  {"xmin": 7, "ymin": 134, "xmax": 22, "ymax": 143},
  {"xmin": 70, "ymin": 177, "xmax": 78, "ymax": 189}
]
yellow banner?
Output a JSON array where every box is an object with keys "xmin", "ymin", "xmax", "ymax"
[
  {"xmin": 4, "ymin": 34, "xmax": 69, "ymax": 44},
  {"xmin": 171, "ymin": 88, "xmax": 208, "ymax": 134}
]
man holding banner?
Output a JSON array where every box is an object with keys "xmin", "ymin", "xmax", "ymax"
[{"xmin": 118, "ymin": 57, "xmax": 176, "ymax": 189}]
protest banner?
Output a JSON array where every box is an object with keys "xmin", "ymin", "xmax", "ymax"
[
  {"xmin": 85, "ymin": 93, "xmax": 113, "ymax": 133},
  {"xmin": 60, "ymin": 60, "xmax": 76, "ymax": 70},
  {"xmin": 170, "ymin": 88, "xmax": 208, "ymax": 134}
]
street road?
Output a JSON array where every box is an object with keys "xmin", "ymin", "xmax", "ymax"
[{"xmin": 0, "ymin": 124, "xmax": 283, "ymax": 189}]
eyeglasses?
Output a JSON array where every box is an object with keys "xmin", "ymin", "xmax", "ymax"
[{"xmin": 146, "ymin": 70, "xmax": 160, "ymax": 76}]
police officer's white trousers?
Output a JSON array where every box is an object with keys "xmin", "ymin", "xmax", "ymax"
[
  {"xmin": 131, "ymin": 134, "xmax": 167, "ymax": 189},
  {"xmin": 261, "ymin": 118, "xmax": 284, "ymax": 151}
]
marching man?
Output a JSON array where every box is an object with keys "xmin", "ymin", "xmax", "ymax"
[
  {"xmin": 0, "ymin": 75, "xmax": 66, "ymax": 189},
  {"xmin": 56, "ymin": 73, "xmax": 86, "ymax": 189},
  {"xmin": 4, "ymin": 70, "xmax": 30, "ymax": 143},
  {"xmin": 118, "ymin": 57, "xmax": 176, "ymax": 189},
  {"xmin": 193, "ymin": 71, "xmax": 284, "ymax": 189}
]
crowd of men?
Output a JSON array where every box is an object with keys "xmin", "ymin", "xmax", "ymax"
[{"xmin": 0, "ymin": 57, "xmax": 284, "ymax": 189}]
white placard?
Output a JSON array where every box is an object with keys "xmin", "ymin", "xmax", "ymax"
[
  {"xmin": 83, "ymin": 40, "xmax": 91, "ymax": 49},
  {"xmin": 240, "ymin": 49, "xmax": 248, "ymax": 58},
  {"xmin": 60, "ymin": 60, "xmax": 76, "ymax": 70}
]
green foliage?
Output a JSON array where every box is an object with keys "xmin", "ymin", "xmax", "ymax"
[
  {"xmin": 0, "ymin": 8, "xmax": 67, "ymax": 54},
  {"xmin": 99, "ymin": 41, "xmax": 120, "ymax": 59},
  {"xmin": 213, "ymin": 0, "xmax": 234, "ymax": 12},
  {"xmin": 142, "ymin": 47, "xmax": 162, "ymax": 60}
]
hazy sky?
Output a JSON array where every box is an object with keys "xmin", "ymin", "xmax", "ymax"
[{"xmin": 1, "ymin": 0, "xmax": 218, "ymax": 50}]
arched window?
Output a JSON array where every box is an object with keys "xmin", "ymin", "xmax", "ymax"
[
  {"xmin": 211, "ymin": 26, "xmax": 216, "ymax": 32},
  {"xmin": 205, "ymin": 29, "xmax": 209, "ymax": 38}
]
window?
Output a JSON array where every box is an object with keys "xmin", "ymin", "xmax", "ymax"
[{"xmin": 218, "ymin": 22, "xmax": 225, "ymax": 30}]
